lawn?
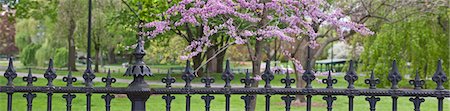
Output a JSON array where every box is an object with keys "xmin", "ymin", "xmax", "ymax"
[{"xmin": 0, "ymin": 71, "xmax": 449, "ymax": 111}]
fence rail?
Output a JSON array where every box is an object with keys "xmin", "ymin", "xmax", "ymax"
[{"xmin": 1, "ymin": 38, "xmax": 449, "ymax": 111}]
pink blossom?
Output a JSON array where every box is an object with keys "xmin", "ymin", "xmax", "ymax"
[{"xmin": 253, "ymin": 75, "xmax": 262, "ymax": 81}]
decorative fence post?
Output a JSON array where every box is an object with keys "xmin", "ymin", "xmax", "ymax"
[{"xmin": 124, "ymin": 38, "xmax": 152, "ymax": 111}]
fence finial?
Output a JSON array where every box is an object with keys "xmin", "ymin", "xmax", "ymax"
[
  {"xmin": 388, "ymin": 60, "xmax": 402, "ymax": 89},
  {"xmin": 302, "ymin": 58, "xmax": 315, "ymax": 89},
  {"xmin": 241, "ymin": 69, "xmax": 254, "ymax": 88},
  {"xmin": 262, "ymin": 60, "xmax": 274, "ymax": 88},
  {"xmin": 162, "ymin": 70, "xmax": 176, "ymax": 88},
  {"xmin": 432, "ymin": 60, "xmax": 447, "ymax": 90},
  {"xmin": 345, "ymin": 60, "xmax": 358, "ymax": 89},
  {"xmin": 44, "ymin": 59, "xmax": 57, "ymax": 87},
  {"xmin": 365, "ymin": 70, "xmax": 380, "ymax": 89},
  {"xmin": 281, "ymin": 68, "xmax": 295, "ymax": 88},
  {"xmin": 409, "ymin": 70, "xmax": 424, "ymax": 90},
  {"xmin": 182, "ymin": 60, "xmax": 195, "ymax": 89},
  {"xmin": 102, "ymin": 69, "xmax": 116, "ymax": 88},
  {"xmin": 323, "ymin": 70, "xmax": 337, "ymax": 89},
  {"xmin": 222, "ymin": 60, "xmax": 234, "ymax": 88},
  {"xmin": 124, "ymin": 39, "xmax": 152, "ymax": 76},
  {"xmin": 82, "ymin": 58, "xmax": 95, "ymax": 88},
  {"xmin": 201, "ymin": 75, "xmax": 214, "ymax": 88},
  {"xmin": 63, "ymin": 71, "xmax": 77, "ymax": 87},
  {"xmin": 4, "ymin": 57, "xmax": 17, "ymax": 87},
  {"xmin": 23, "ymin": 68, "xmax": 37, "ymax": 87}
]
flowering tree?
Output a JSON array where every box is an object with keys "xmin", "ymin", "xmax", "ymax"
[{"xmin": 144, "ymin": 0, "xmax": 372, "ymax": 109}]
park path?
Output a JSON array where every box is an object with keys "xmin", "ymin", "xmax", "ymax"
[{"xmin": 15, "ymin": 72, "xmax": 284, "ymax": 88}]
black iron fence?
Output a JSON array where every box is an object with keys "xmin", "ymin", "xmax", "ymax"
[{"xmin": 1, "ymin": 39, "xmax": 449, "ymax": 111}]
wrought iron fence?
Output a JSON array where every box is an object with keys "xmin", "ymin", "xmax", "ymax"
[{"xmin": 1, "ymin": 39, "xmax": 449, "ymax": 111}]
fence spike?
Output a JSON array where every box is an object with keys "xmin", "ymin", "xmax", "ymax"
[
  {"xmin": 323, "ymin": 95, "xmax": 337, "ymax": 111},
  {"xmin": 23, "ymin": 68, "xmax": 37, "ymax": 87},
  {"xmin": 23, "ymin": 92, "xmax": 36, "ymax": 111},
  {"xmin": 410, "ymin": 70, "xmax": 425, "ymax": 90},
  {"xmin": 63, "ymin": 71, "xmax": 77, "ymax": 87},
  {"xmin": 322, "ymin": 71, "xmax": 337, "ymax": 89},
  {"xmin": 201, "ymin": 75, "xmax": 215, "ymax": 88},
  {"xmin": 281, "ymin": 68, "xmax": 295, "ymax": 88},
  {"xmin": 101, "ymin": 93, "xmax": 115, "ymax": 111},
  {"xmin": 102, "ymin": 69, "xmax": 116, "ymax": 88},
  {"xmin": 82, "ymin": 59, "xmax": 95, "ymax": 88},
  {"xmin": 240, "ymin": 70, "xmax": 254, "ymax": 88},
  {"xmin": 4, "ymin": 57, "xmax": 17, "ymax": 87},
  {"xmin": 162, "ymin": 94, "xmax": 175, "ymax": 111},
  {"xmin": 62, "ymin": 93, "xmax": 76, "ymax": 111},
  {"xmin": 201, "ymin": 94, "xmax": 215, "ymax": 111},
  {"xmin": 345, "ymin": 60, "xmax": 358, "ymax": 89},
  {"xmin": 365, "ymin": 70, "xmax": 380, "ymax": 89},
  {"xmin": 366, "ymin": 96, "xmax": 381, "ymax": 111},
  {"xmin": 222, "ymin": 60, "xmax": 234, "ymax": 88},
  {"xmin": 241, "ymin": 95, "xmax": 254, "ymax": 111},
  {"xmin": 262, "ymin": 60, "xmax": 274, "ymax": 88},
  {"xmin": 432, "ymin": 60, "xmax": 447, "ymax": 90},
  {"xmin": 44, "ymin": 59, "xmax": 57, "ymax": 87},
  {"xmin": 302, "ymin": 58, "xmax": 315, "ymax": 89},
  {"xmin": 281, "ymin": 95, "xmax": 295, "ymax": 111},
  {"xmin": 388, "ymin": 60, "xmax": 402, "ymax": 89},
  {"xmin": 409, "ymin": 96, "xmax": 425, "ymax": 111},
  {"xmin": 162, "ymin": 70, "xmax": 176, "ymax": 88},
  {"xmin": 182, "ymin": 60, "xmax": 195, "ymax": 89}
]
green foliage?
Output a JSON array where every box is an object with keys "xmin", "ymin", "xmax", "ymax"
[
  {"xmin": 54, "ymin": 48, "xmax": 68, "ymax": 67},
  {"xmin": 359, "ymin": 13, "xmax": 449, "ymax": 88},
  {"xmin": 14, "ymin": 19, "xmax": 39, "ymax": 50},
  {"xmin": 20, "ymin": 44, "xmax": 41, "ymax": 66},
  {"xmin": 146, "ymin": 37, "xmax": 186, "ymax": 64}
]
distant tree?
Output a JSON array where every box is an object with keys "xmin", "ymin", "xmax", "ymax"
[
  {"xmin": 359, "ymin": 6, "xmax": 449, "ymax": 88},
  {"xmin": 0, "ymin": 1, "xmax": 19, "ymax": 56}
]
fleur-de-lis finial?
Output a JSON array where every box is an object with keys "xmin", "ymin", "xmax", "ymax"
[
  {"xmin": 365, "ymin": 70, "xmax": 380, "ymax": 89},
  {"xmin": 102, "ymin": 69, "xmax": 116, "ymax": 88},
  {"xmin": 162, "ymin": 70, "xmax": 176, "ymax": 88},
  {"xmin": 222, "ymin": 60, "xmax": 234, "ymax": 88},
  {"xmin": 344, "ymin": 60, "xmax": 358, "ymax": 89},
  {"xmin": 23, "ymin": 68, "xmax": 37, "ymax": 86},
  {"xmin": 83, "ymin": 58, "xmax": 96, "ymax": 88},
  {"xmin": 388, "ymin": 60, "xmax": 402, "ymax": 89},
  {"xmin": 63, "ymin": 71, "xmax": 77, "ymax": 87},
  {"xmin": 323, "ymin": 71, "xmax": 337, "ymax": 89},
  {"xmin": 432, "ymin": 60, "xmax": 447, "ymax": 90},
  {"xmin": 302, "ymin": 58, "xmax": 315, "ymax": 89},
  {"xmin": 241, "ymin": 69, "xmax": 254, "ymax": 88},
  {"xmin": 281, "ymin": 68, "xmax": 295, "ymax": 88},
  {"xmin": 409, "ymin": 70, "xmax": 424, "ymax": 90},
  {"xmin": 4, "ymin": 57, "xmax": 17, "ymax": 86},
  {"xmin": 261, "ymin": 60, "xmax": 274, "ymax": 88},
  {"xmin": 182, "ymin": 60, "xmax": 195, "ymax": 89},
  {"xmin": 44, "ymin": 59, "xmax": 57, "ymax": 87},
  {"xmin": 201, "ymin": 75, "xmax": 215, "ymax": 88}
]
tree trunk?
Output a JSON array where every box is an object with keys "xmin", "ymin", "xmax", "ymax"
[
  {"xmin": 249, "ymin": 40, "xmax": 263, "ymax": 111},
  {"xmin": 215, "ymin": 48, "xmax": 227, "ymax": 73},
  {"xmin": 293, "ymin": 62, "xmax": 306, "ymax": 102},
  {"xmin": 193, "ymin": 54, "xmax": 204, "ymax": 77},
  {"xmin": 68, "ymin": 18, "xmax": 77, "ymax": 71},
  {"xmin": 94, "ymin": 43, "xmax": 100, "ymax": 72},
  {"xmin": 206, "ymin": 46, "xmax": 217, "ymax": 73},
  {"xmin": 108, "ymin": 47, "xmax": 117, "ymax": 64}
]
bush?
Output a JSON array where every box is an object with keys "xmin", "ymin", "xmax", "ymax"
[
  {"xmin": 54, "ymin": 48, "xmax": 68, "ymax": 67},
  {"xmin": 20, "ymin": 44, "xmax": 41, "ymax": 66}
]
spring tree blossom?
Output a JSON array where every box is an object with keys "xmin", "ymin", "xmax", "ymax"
[{"xmin": 144, "ymin": 0, "xmax": 373, "ymax": 73}]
